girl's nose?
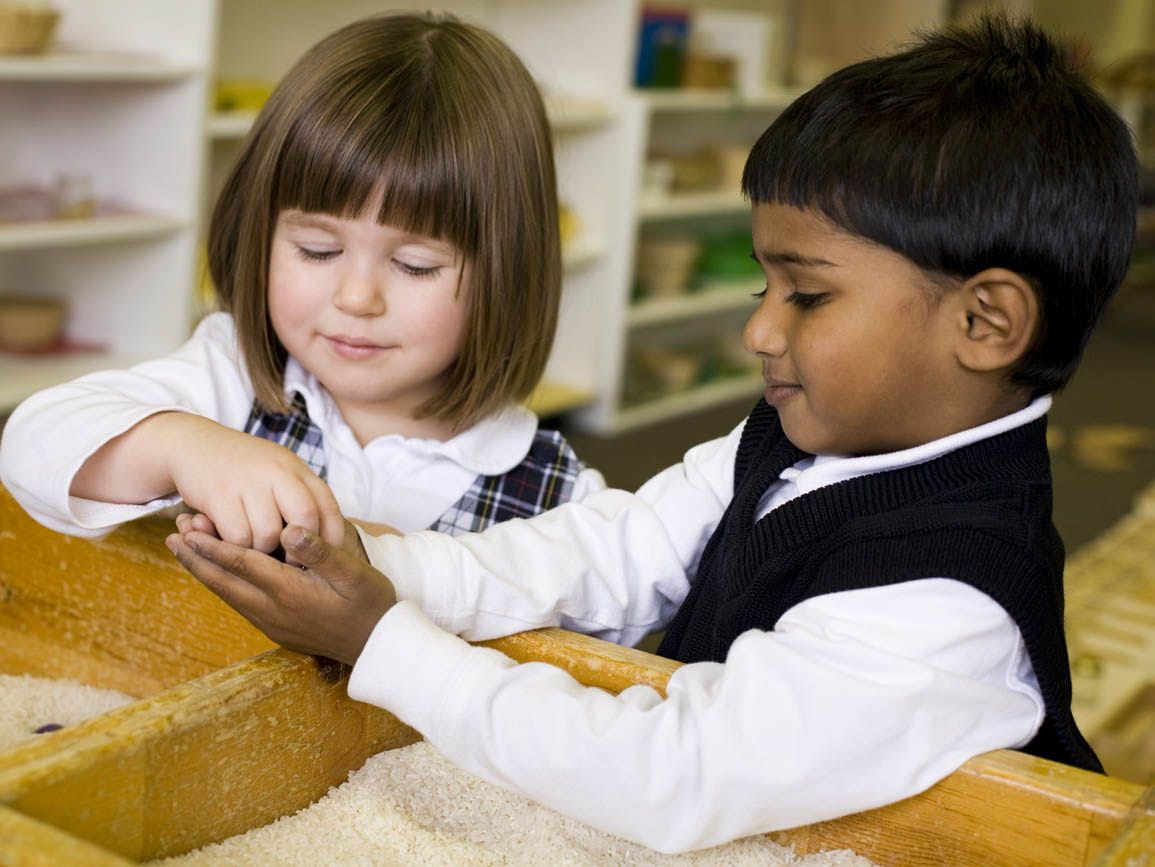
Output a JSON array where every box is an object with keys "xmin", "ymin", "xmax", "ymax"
[
  {"xmin": 333, "ymin": 271, "xmax": 386, "ymax": 317},
  {"xmin": 742, "ymin": 297, "xmax": 787, "ymax": 358}
]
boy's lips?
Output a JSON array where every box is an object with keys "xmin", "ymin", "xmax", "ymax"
[{"xmin": 762, "ymin": 374, "xmax": 801, "ymax": 406}]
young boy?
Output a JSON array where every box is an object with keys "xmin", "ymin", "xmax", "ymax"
[{"xmin": 167, "ymin": 14, "xmax": 1138, "ymax": 855}]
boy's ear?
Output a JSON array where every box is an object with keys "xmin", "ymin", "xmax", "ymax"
[{"xmin": 953, "ymin": 268, "xmax": 1039, "ymax": 373}]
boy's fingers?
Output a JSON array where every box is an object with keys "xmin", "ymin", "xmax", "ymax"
[
  {"xmin": 179, "ymin": 529, "xmax": 301, "ymax": 599},
  {"xmin": 281, "ymin": 525, "xmax": 342, "ymax": 572},
  {"xmin": 282, "ymin": 525, "xmax": 386, "ymax": 598},
  {"xmin": 166, "ymin": 533, "xmax": 270, "ymax": 614}
]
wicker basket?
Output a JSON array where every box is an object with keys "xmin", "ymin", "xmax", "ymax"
[
  {"xmin": 0, "ymin": 295, "xmax": 66, "ymax": 351},
  {"xmin": 0, "ymin": 4, "xmax": 60, "ymax": 55}
]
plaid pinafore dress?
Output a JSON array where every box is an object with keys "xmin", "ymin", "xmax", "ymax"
[{"xmin": 243, "ymin": 394, "xmax": 586, "ymax": 535}]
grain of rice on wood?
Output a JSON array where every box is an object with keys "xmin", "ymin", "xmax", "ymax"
[
  {"xmin": 157, "ymin": 740, "xmax": 875, "ymax": 866},
  {"xmin": 0, "ymin": 673, "xmax": 135, "ymax": 750}
]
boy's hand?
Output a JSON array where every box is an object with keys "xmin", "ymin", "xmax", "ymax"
[{"xmin": 166, "ymin": 517, "xmax": 396, "ymax": 665}]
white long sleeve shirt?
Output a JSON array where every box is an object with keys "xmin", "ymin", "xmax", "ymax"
[
  {"xmin": 0, "ymin": 312, "xmax": 604, "ymax": 537},
  {"xmin": 349, "ymin": 397, "xmax": 1052, "ymax": 853}
]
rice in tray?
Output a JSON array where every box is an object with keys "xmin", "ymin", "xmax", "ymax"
[
  {"xmin": 158, "ymin": 739, "xmax": 874, "ymax": 866},
  {"xmin": 0, "ymin": 673, "xmax": 135, "ymax": 750}
]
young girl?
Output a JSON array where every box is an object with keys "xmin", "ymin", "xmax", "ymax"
[{"xmin": 0, "ymin": 13, "xmax": 603, "ymax": 551}]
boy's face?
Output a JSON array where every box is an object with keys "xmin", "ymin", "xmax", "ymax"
[{"xmin": 745, "ymin": 204, "xmax": 962, "ymax": 456}]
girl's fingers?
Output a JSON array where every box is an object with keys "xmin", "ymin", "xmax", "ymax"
[
  {"xmin": 271, "ymin": 478, "xmax": 323, "ymax": 540},
  {"xmin": 207, "ymin": 498, "xmax": 253, "ymax": 549},
  {"xmin": 300, "ymin": 474, "xmax": 346, "ymax": 548},
  {"xmin": 242, "ymin": 491, "xmax": 289, "ymax": 553},
  {"xmin": 189, "ymin": 512, "xmax": 219, "ymax": 537}
]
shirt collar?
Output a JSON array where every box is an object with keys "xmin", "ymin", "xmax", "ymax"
[
  {"xmin": 786, "ymin": 395, "xmax": 1052, "ymax": 495},
  {"xmin": 283, "ymin": 358, "xmax": 538, "ymax": 475}
]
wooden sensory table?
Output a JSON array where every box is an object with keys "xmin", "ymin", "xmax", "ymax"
[{"xmin": 0, "ymin": 485, "xmax": 1151, "ymax": 865}]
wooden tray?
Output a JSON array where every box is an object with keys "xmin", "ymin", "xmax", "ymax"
[
  {"xmin": 0, "ymin": 486, "xmax": 273, "ymax": 696},
  {"xmin": 0, "ymin": 484, "xmax": 1151, "ymax": 864}
]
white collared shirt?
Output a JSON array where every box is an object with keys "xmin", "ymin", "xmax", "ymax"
[
  {"xmin": 0, "ymin": 312, "xmax": 604, "ymax": 536},
  {"xmin": 350, "ymin": 399, "xmax": 1051, "ymax": 853}
]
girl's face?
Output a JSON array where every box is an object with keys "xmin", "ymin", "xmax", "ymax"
[
  {"xmin": 268, "ymin": 206, "xmax": 469, "ymax": 440},
  {"xmin": 743, "ymin": 203, "xmax": 963, "ymax": 457}
]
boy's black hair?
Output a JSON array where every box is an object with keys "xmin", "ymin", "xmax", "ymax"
[{"xmin": 742, "ymin": 14, "xmax": 1138, "ymax": 395}]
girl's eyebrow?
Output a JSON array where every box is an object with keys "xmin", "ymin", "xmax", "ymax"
[
  {"xmin": 281, "ymin": 211, "xmax": 340, "ymax": 230},
  {"xmin": 751, "ymin": 249, "xmax": 837, "ymax": 268}
]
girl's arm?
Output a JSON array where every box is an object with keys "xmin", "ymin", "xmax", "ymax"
[
  {"xmin": 0, "ymin": 312, "xmax": 341, "ymax": 547},
  {"xmin": 72, "ymin": 410, "xmax": 344, "ymax": 552},
  {"xmin": 0, "ymin": 313, "xmax": 251, "ymax": 535}
]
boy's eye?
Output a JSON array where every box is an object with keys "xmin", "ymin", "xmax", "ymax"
[
  {"xmin": 751, "ymin": 287, "xmax": 767, "ymax": 300},
  {"xmin": 395, "ymin": 260, "xmax": 441, "ymax": 279},
  {"xmin": 786, "ymin": 291, "xmax": 827, "ymax": 310},
  {"xmin": 296, "ymin": 245, "xmax": 339, "ymax": 262}
]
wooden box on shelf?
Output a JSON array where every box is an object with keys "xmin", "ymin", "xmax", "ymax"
[
  {"xmin": 0, "ymin": 3, "xmax": 59, "ymax": 55},
  {"xmin": 0, "ymin": 485, "xmax": 1152, "ymax": 864}
]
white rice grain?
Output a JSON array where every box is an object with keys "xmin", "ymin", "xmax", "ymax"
[
  {"xmin": 159, "ymin": 740, "xmax": 875, "ymax": 866},
  {"xmin": 0, "ymin": 673, "xmax": 135, "ymax": 751}
]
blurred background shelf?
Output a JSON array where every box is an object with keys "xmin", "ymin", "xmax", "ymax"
[
  {"xmin": 628, "ymin": 280, "xmax": 760, "ymax": 328},
  {"xmin": 561, "ymin": 233, "xmax": 606, "ymax": 273},
  {"xmin": 0, "ymin": 215, "xmax": 186, "ymax": 251},
  {"xmin": 613, "ymin": 373, "xmax": 764, "ymax": 435},
  {"xmin": 637, "ymin": 190, "xmax": 748, "ymax": 221},
  {"xmin": 640, "ymin": 85, "xmax": 803, "ymax": 112},
  {"xmin": 0, "ymin": 352, "xmax": 143, "ymax": 413},
  {"xmin": 0, "ymin": 51, "xmax": 197, "ymax": 82},
  {"xmin": 526, "ymin": 380, "xmax": 596, "ymax": 419}
]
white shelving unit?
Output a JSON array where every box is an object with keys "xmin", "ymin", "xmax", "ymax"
[
  {"xmin": 570, "ymin": 84, "xmax": 786, "ymax": 435},
  {"xmin": 0, "ymin": 0, "xmax": 213, "ymax": 414}
]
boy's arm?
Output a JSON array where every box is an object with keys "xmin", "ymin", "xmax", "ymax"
[
  {"xmin": 351, "ymin": 582, "xmax": 1040, "ymax": 853},
  {"xmin": 354, "ymin": 425, "xmax": 743, "ymax": 646}
]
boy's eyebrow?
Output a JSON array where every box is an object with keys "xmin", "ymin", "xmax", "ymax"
[{"xmin": 750, "ymin": 249, "xmax": 837, "ymax": 268}]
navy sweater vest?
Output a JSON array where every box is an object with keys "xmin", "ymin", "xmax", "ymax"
[{"xmin": 657, "ymin": 400, "xmax": 1102, "ymax": 772}]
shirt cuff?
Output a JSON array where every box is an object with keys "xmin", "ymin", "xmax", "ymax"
[
  {"xmin": 354, "ymin": 527, "xmax": 435, "ymax": 608},
  {"xmin": 347, "ymin": 600, "xmax": 515, "ymax": 743}
]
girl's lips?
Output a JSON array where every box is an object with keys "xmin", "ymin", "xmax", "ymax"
[{"xmin": 324, "ymin": 335, "xmax": 387, "ymax": 360}]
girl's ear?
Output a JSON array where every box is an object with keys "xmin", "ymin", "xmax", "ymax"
[{"xmin": 953, "ymin": 268, "xmax": 1040, "ymax": 374}]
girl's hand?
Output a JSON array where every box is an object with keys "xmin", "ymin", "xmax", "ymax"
[
  {"xmin": 166, "ymin": 519, "xmax": 394, "ymax": 666},
  {"xmin": 164, "ymin": 416, "xmax": 344, "ymax": 553}
]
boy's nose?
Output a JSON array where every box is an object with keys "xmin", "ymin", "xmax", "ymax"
[
  {"xmin": 333, "ymin": 272, "xmax": 386, "ymax": 317},
  {"xmin": 743, "ymin": 300, "xmax": 787, "ymax": 357}
]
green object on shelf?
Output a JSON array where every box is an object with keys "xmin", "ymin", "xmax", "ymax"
[{"xmin": 694, "ymin": 233, "xmax": 761, "ymax": 284}]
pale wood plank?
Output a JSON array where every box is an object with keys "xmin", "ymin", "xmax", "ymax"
[{"xmin": 0, "ymin": 486, "xmax": 274, "ymax": 695}]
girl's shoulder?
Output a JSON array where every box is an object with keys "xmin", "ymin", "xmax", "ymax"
[{"xmin": 191, "ymin": 310, "xmax": 240, "ymax": 345}]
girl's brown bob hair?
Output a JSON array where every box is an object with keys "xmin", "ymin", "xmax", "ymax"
[{"xmin": 207, "ymin": 13, "xmax": 560, "ymax": 430}]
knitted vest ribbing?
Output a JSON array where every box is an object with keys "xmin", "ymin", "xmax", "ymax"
[{"xmin": 657, "ymin": 400, "xmax": 1102, "ymax": 772}]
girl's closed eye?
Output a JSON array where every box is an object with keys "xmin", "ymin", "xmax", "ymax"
[
  {"xmin": 296, "ymin": 245, "xmax": 340, "ymax": 263},
  {"xmin": 394, "ymin": 259, "xmax": 442, "ymax": 279}
]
